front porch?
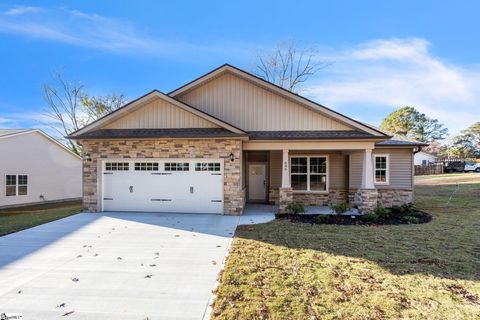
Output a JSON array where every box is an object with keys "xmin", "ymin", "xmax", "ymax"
[{"xmin": 243, "ymin": 141, "xmax": 381, "ymax": 214}]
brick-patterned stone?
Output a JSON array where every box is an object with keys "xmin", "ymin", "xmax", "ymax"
[
  {"xmin": 278, "ymin": 187, "xmax": 293, "ymax": 213},
  {"xmin": 81, "ymin": 139, "xmax": 244, "ymax": 215},
  {"xmin": 270, "ymin": 187, "xmax": 347, "ymax": 206},
  {"xmin": 377, "ymin": 189, "xmax": 413, "ymax": 208},
  {"xmin": 351, "ymin": 189, "xmax": 378, "ymax": 213}
]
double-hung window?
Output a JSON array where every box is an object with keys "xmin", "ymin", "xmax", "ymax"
[
  {"xmin": 374, "ymin": 154, "xmax": 389, "ymax": 184},
  {"xmin": 5, "ymin": 174, "xmax": 28, "ymax": 196},
  {"xmin": 290, "ymin": 156, "xmax": 328, "ymax": 191}
]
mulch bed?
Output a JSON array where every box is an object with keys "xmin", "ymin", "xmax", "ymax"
[{"xmin": 275, "ymin": 210, "xmax": 432, "ymax": 225}]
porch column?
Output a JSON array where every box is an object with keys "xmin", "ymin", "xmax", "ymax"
[
  {"xmin": 281, "ymin": 149, "xmax": 290, "ymax": 188},
  {"xmin": 279, "ymin": 149, "xmax": 293, "ymax": 213},
  {"xmin": 362, "ymin": 149, "xmax": 375, "ymax": 189},
  {"xmin": 354, "ymin": 148, "xmax": 378, "ymax": 213}
]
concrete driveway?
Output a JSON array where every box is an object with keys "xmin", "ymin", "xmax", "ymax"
[{"xmin": 0, "ymin": 208, "xmax": 273, "ymax": 319}]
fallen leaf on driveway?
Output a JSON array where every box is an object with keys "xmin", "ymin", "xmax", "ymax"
[
  {"xmin": 56, "ymin": 303, "xmax": 66, "ymax": 308},
  {"xmin": 144, "ymin": 274, "xmax": 153, "ymax": 278},
  {"xmin": 93, "ymin": 253, "xmax": 99, "ymax": 257},
  {"xmin": 76, "ymin": 255, "xmax": 82, "ymax": 258},
  {"xmin": 62, "ymin": 310, "xmax": 74, "ymax": 316},
  {"xmin": 17, "ymin": 290, "xmax": 21, "ymax": 294},
  {"xmin": 71, "ymin": 278, "xmax": 79, "ymax": 282},
  {"xmin": 117, "ymin": 257, "xmax": 123, "ymax": 260},
  {"xmin": 149, "ymin": 264, "xmax": 156, "ymax": 267},
  {"xmin": 212, "ymin": 260, "xmax": 217, "ymax": 265},
  {"xmin": 174, "ymin": 235, "xmax": 180, "ymax": 237},
  {"xmin": 216, "ymin": 245, "xmax": 221, "ymax": 248}
]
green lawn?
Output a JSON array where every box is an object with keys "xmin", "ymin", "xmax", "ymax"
[
  {"xmin": 0, "ymin": 200, "xmax": 82, "ymax": 236},
  {"xmin": 212, "ymin": 174, "xmax": 480, "ymax": 319}
]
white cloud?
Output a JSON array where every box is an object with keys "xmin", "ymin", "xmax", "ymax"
[
  {"xmin": 0, "ymin": 6, "xmax": 246, "ymax": 57},
  {"xmin": 304, "ymin": 38, "xmax": 480, "ymax": 135},
  {"xmin": 4, "ymin": 6, "xmax": 42, "ymax": 16}
]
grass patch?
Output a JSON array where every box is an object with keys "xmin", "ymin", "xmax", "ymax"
[
  {"xmin": 0, "ymin": 200, "xmax": 82, "ymax": 236},
  {"xmin": 212, "ymin": 176, "xmax": 480, "ymax": 319}
]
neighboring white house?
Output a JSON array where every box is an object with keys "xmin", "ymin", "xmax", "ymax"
[
  {"xmin": 414, "ymin": 151, "xmax": 438, "ymax": 166},
  {"xmin": 0, "ymin": 129, "xmax": 82, "ymax": 208}
]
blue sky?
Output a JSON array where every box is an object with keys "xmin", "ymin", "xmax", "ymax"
[{"xmin": 0, "ymin": 1, "xmax": 479, "ymax": 137}]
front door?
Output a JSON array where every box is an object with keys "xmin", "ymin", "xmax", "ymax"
[{"xmin": 248, "ymin": 164, "xmax": 267, "ymax": 202}]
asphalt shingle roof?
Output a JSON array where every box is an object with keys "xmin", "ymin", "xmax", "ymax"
[{"xmin": 70, "ymin": 128, "xmax": 247, "ymax": 139}]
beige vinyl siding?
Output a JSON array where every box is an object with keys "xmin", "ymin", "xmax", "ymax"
[
  {"xmin": 269, "ymin": 151, "xmax": 282, "ymax": 188},
  {"xmin": 177, "ymin": 72, "xmax": 354, "ymax": 131},
  {"xmin": 349, "ymin": 151, "xmax": 363, "ymax": 189},
  {"xmin": 374, "ymin": 148, "xmax": 413, "ymax": 190},
  {"xmin": 349, "ymin": 148, "xmax": 414, "ymax": 189},
  {"xmin": 104, "ymin": 97, "xmax": 219, "ymax": 129},
  {"xmin": 269, "ymin": 151, "xmax": 347, "ymax": 189}
]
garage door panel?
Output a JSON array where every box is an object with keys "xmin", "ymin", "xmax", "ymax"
[{"xmin": 102, "ymin": 160, "xmax": 223, "ymax": 214}]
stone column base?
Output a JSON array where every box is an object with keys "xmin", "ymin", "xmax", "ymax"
[
  {"xmin": 353, "ymin": 189, "xmax": 378, "ymax": 213},
  {"xmin": 278, "ymin": 187, "xmax": 293, "ymax": 213}
]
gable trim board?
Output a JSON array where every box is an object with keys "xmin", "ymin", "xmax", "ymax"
[
  {"xmin": 68, "ymin": 90, "xmax": 246, "ymax": 138},
  {"xmin": 169, "ymin": 64, "xmax": 388, "ymax": 137}
]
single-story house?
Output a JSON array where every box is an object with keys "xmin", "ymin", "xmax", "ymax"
[
  {"xmin": 0, "ymin": 129, "xmax": 82, "ymax": 208},
  {"xmin": 414, "ymin": 151, "xmax": 438, "ymax": 166},
  {"xmin": 68, "ymin": 64, "xmax": 426, "ymax": 215}
]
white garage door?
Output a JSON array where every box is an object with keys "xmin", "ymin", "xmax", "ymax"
[{"xmin": 101, "ymin": 160, "xmax": 223, "ymax": 214}]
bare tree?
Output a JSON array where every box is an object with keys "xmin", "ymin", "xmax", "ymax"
[
  {"xmin": 254, "ymin": 41, "xmax": 329, "ymax": 93},
  {"xmin": 43, "ymin": 72, "xmax": 126, "ymax": 155},
  {"xmin": 43, "ymin": 72, "xmax": 86, "ymax": 155}
]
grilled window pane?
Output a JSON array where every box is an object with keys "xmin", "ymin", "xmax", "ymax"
[
  {"xmin": 6, "ymin": 185, "xmax": 16, "ymax": 196},
  {"xmin": 18, "ymin": 185, "xmax": 28, "ymax": 195}
]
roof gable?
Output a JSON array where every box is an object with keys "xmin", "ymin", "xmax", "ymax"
[
  {"xmin": 69, "ymin": 90, "xmax": 246, "ymax": 138},
  {"xmin": 170, "ymin": 64, "xmax": 388, "ymax": 136},
  {"xmin": 0, "ymin": 129, "xmax": 82, "ymax": 160}
]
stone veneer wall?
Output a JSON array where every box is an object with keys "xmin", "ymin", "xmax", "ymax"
[
  {"xmin": 377, "ymin": 189, "xmax": 413, "ymax": 207},
  {"xmin": 81, "ymin": 139, "xmax": 244, "ymax": 215},
  {"xmin": 270, "ymin": 187, "xmax": 347, "ymax": 206},
  {"xmin": 278, "ymin": 187, "xmax": 293, "ymax": 213},
  {"xmin": 349, "ymin": 188, "xmax": 413, "ymax": 212}
]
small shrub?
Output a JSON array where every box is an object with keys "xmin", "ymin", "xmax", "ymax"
[
  {"xmin": 402, "ymin": 215, "xmax": 420, "ymax": 224},
  {"xmin": 373, "ymin": 204, "xmax": 390, "ymax": 219},
  {"xmin": 329, "ymin": 202, "xmax": 351, "ymax": 215},
  {"xmin": 362, "ymin": 212, "xmax": 379, "ymax": 223},
  {"xmin": 314, "ymin": 215, "xmax": 330, "ymax": 224},
  {"xmin": 400, "ymin": 202, "xmax": 415, "ymax": 213},
  {"xmin": 390, "ymin": 205, "xmax": 402, "ymax": 215},
  {"xmin": 286, "ymin": 202, "xmax": 305, "ymax": 214}
]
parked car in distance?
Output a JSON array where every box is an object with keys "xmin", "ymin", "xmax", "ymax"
[
  {"xmin": 443, "ymin": 160, "xmax": 465, "ymax": 173},
  {"xmin": 464, "ymin": 162, "xmax": 480, "ymax": 172}
]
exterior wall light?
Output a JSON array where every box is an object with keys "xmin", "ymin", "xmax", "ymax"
[
  {"xmin": 229, "ymin": 153, "xmax": 235, "ymax": 162},
  {"xmin": 84, "ymin": 153, "xmax": 92, "ymax": 162}
]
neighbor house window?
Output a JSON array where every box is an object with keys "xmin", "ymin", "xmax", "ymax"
[
  {"xmin": 164, "ymin": 162, "xmax": 189, "ymax": 171},
  {"xmin": 374, "ymin": 154, "xmax": 389, "ymax": 184},
  {"xmin": 105, "ymin": 162, "xmax": 129, "ymax": 171},
  {"xmin": 290, "ymin": 156, "xmax": 328, "ymax": 191},
  {"xmin": 5, "ymin": 174, "xmax": 28, "ymax": 196}
]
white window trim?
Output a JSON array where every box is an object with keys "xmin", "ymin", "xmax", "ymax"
[
  {"xmin": 373, "ymin": 154, "xmax": 390, "ymax": 185},
  {"xmin": 5, "ymin": 174, "xmax": 28, "ymax": 197},
  {"xmin": 289, "ymin": 155, "xmax": 329, "ymax": 193}
]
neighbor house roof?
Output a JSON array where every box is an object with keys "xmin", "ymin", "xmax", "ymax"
[
  {"xmin": 0, "ymin": 129, "xmax": 33, "ymax": 138},
  {"xmin": 0, "ymin": 128, "xmax": 82, "ymax": 159}
]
